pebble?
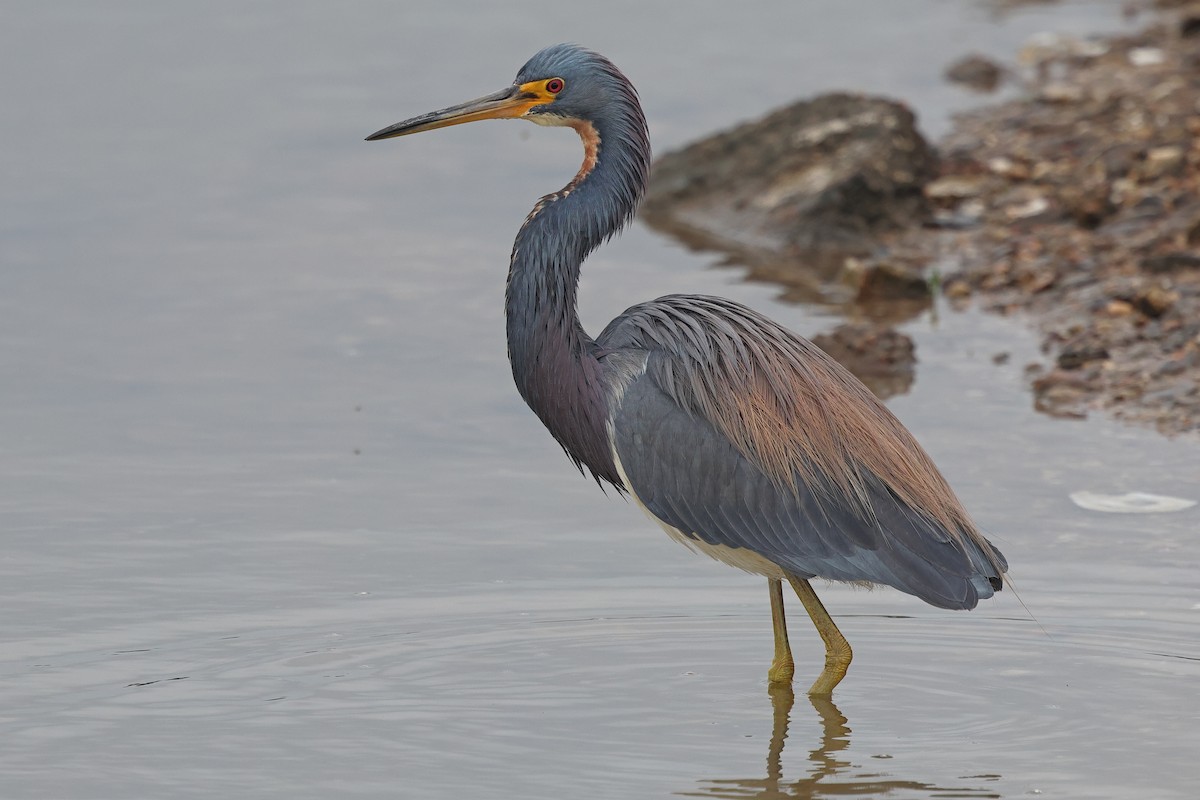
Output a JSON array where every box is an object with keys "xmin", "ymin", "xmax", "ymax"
[
  {"xmin": 1141, "ymin": 146, "xmax": 1185, "ymax": 179},
  {"xmin": 942, "ymin": 277, "xmax": 973, "ymax": 299},
  {"xmin": 1039, "ymin": 83, "xmax": 1084, "ymax": 104},
  {"xmin": 1134, "ymin": 287, "xmax": 1179, "ymax": 317},
  {"xmin": 1005, "ymin": 195, "xmax": 1051, "ymax": 220},
  {"xmin": 1128, "ymin": 47, "xmax": 1166, "ymax": 66},
  {"xmin": 1057, "ymin": 342, "xmax": 1110, "ymax": 369},
  {"xmin": 944, "ymin": 55, "xmax": 1005, "ymax": 92},
  {"xmin": 1142, "ymin": 251, "xmax": 1200, "ymax": 273},
  {"xmin": 854, "ymin": 261, "xmax": 930, "ymax": 303},
  {"xmin": 987, "ymin": 157, "xmax": 1030, "ymax": 180},
  {"xmin": 925, "ymin": 175, "xmax": 990, "ymax": 201}
]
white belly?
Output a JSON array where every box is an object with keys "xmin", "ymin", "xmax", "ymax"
[{"xmin": 611, "ymin": 446, "xmax": 786, "ymax": 579}]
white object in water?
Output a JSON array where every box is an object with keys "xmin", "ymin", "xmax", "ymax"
[
  {"xmin": 1069, "ymin": 491, "xmax": 1197, "ymax": 514},
  {"xmin": 1128, "ymin": 47, "xmax": 1166, "ymax": 67}
]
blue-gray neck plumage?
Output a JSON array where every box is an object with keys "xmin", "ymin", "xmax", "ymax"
[{"xmin": 505, "ymin": 72, "xmax": 650, "ymax": 486}]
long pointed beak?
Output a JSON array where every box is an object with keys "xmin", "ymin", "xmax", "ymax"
[{"xmin": 365, "ymin": 85, "xmax": 539, "ymax": 141}]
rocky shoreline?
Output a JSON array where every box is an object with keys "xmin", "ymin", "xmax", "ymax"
[
  {"xmin": 643, "ymin": 2, "xmax": 1200, "ymax": 436},
  {"xmin": 930, "ymin": 3, "xmax": 1200, "ymax": 434}
]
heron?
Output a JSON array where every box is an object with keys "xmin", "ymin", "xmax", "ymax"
[{"xmin": 367, "ymin": 43, "xmax": 1006, "ymax": 695}]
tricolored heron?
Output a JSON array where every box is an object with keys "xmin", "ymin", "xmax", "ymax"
[{"xmin": 367, "ymin": 44, "xmax": 1006, "ymax": 695}]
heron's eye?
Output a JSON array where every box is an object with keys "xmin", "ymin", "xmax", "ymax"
[{"xmin": 545, "ymin": 78, "xmax": 565, "ymax": 94}]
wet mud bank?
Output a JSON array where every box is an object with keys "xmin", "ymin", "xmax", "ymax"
[{"xmin": 644, "ymin": 3, "xmax": 1200, "ymax": 435}]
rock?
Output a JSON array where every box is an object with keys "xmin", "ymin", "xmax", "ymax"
[
  {"xmin": 1155, "ymin": 357, "xmax": 1190, "ymax": 376},
  {"xmin": 1032, "ymin": 368, "xmax": 1101, "ymax": 419},
  {"xmin": 987, "ymin": 157, "xmax": 1031, "ymax": 180},
  {"xmin": 1017, "ymin": 267, "xmax": 1058, "ymax": 293},
  {"xmin": 1142, "ymin": 251, "xmax": 1200, "ymax": 273},
  {"xmin": 1057, "ymin": 340, "xmax": 1110, "ymax": 369},
  {"xmin": 1004, "ymin": 193, "xmax": 1052, "ymax": 221},
  {"xmin": 1039, "ymin": 83, "xmax": 1084, "ymax": 104},
  {"xmin": 1100, "ymin": 144, "xmax": 1139, "ymax": 179},
  {"xmin": 1017, "ymin": 32, "xmax": 1108, "ymax": 63},
  {"xmin": 1128, "ymin": 47, "xmax": 1166, "ymax": 66},
  {"xmin": 1018, "ymin": 33, "xmax": 1069, "ymax": 73},
  {"xmin": 944, "ymin": 55, "xmax": 1005, "ymax": 92},
  {"xmin": 1104, "ymin": 299, "xmax": 1135, "ymax": 317},
  {"xmin": 811, "ymin": 323, "xmax": 915, "ymax": 399},
  {"xmin": 642, "ymin": 93, "xmax": 936, "ymax": 267},
  {"xmin": 925, "ymin": 175, "xmax": 991, "ymax": 203},
  {"xmin": 852, "ymin": 260, "xmax": 930, "ymax": 303},
  {"xmin": 1182, "ymin": 8, "xmax": 1200, "ymax": 38},
  {"xmin": 942, "ymin": 275, "xmax": 973, "ymax": 299},
  {"xmin": 1134, "ymin": 286, "xmax": 1179, "ymax": 317},
  {"xmin": 1161, "ymin": 321, "xmax": 1200, "ymax": 350},
  {"xmin": 932, "ymin": 200, "xmax": 986, "ymax": 229},
  {"xmin": 1060, "ymin": 183, "xmax": 1115, "ymax": 228},
  {"xmin": 1140, "ymin": 146, "xmax": 1185, "ymax": 179}
]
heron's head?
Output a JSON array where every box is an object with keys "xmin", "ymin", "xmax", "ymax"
[{"xmin": 365, "ymin": 44, "xmax": 638, "ymax": 140}]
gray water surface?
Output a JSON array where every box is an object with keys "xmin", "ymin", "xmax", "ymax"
[{"xmin": 2, "ymin": 2, "xmax": 1198, "ymax": 798}]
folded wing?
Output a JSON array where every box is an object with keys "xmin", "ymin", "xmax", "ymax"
[{"xmin": 598, "ymin": 295, "xmax": 1006, "ymax": 610}]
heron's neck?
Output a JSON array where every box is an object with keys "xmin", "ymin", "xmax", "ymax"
[{"xmin": 505, "ymin": 115, "xmax": 647, "ymax": 484}]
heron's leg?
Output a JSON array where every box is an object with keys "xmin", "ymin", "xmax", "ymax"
[
  {"xmin": 785, "ymin": 576, "xmax": 852, "ymax": 696},
  {"xmin": 767, "ymin": 578, "xmax": 794, "ymax": 684}
]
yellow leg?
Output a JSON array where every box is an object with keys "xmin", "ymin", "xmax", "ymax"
[
  {"xmin": 786, "ymin": 575, "xmax": 853, "ymax": 696},
  {"xmin": 767, "ymin": 579, "xmax": 795, "ymax": 684}
]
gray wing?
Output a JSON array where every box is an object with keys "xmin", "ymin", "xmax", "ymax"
[{"xmin": 599, "ymin": 295, "xmax": 1005, "ymax": 611}]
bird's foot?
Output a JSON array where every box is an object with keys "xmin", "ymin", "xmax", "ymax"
[
  {"xmin": 806, "ymin": 644, "xmax": 853, "ymax": 697},
  {"xmin": 768, "ymin": 653, "xmax": 795, "ymax": 685}
]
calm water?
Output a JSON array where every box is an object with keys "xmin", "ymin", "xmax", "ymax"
[{"xmin": 2, "ymin": 2, "xmax": 1197, "ymax": 798}]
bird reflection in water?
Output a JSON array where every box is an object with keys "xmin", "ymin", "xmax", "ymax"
[{"xmin": 685, "ymin": 686, "xmax": 1001, "ymax": 799}]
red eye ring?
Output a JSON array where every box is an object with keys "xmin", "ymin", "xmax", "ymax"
[{"xmin": 545, "ymin": 78, "xmax": 565, "ymax": 94}]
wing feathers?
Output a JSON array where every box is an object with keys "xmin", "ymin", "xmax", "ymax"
[{"xmin": 600, "ymin": 295, "xmax": 1006, "ymax": 608}]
